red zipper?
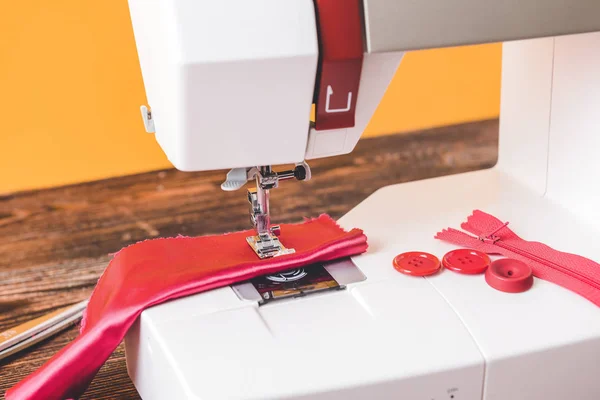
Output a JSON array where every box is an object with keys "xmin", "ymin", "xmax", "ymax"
[{"xmin": 436, "ymin": 210, "xmax": 600, "ymax": 306}]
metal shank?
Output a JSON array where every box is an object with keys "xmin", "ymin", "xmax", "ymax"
[{"xmin": 253, "ymin": 166, "xmax": 272, "ymax": 236}]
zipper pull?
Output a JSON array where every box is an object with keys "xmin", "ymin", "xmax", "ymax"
[
  {"xmin": 435, "ymin": 228, "xmax": 498, "ymax": 254},
  {"xmin": 478, "ymin": 221, "xmax": 510, "ymax": 244}
]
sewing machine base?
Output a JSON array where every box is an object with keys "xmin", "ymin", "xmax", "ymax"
[{"xmin": 124, "ymin": 169, "xmax": 600, "ymax": 400}]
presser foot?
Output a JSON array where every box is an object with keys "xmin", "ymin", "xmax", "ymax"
[
  {"xmin": 246, "ymin": 228, "xmax": 296, "ymax": 259},
  {"xmin": 222, "ymin": 163, "xmax": 310, "ymax": 259}
]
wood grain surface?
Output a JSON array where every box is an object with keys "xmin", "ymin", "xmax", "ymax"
[{"xmin": 0, "ymin": 119, "xmax": 498, "ymax": 399}]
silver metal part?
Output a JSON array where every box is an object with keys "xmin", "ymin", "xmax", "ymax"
[
  {"xmin": 0, "ymin": 300, "xmax": 88, "ymax": 361},
  {"xmin": 246, "ymin": 234, "xmax": 295, "ymax": 259},
  {"xmin": 247, "ymin": 166, "xmax": 284, "ymax": 258},
  {"xmin": 237, "ymin": 163, "xmax": 311, "ymax": 258},
  {"xmin": 231, "ymin": 258, "xmax": 367, "ymax": 303},
  {"xmin": 221, "ymin": 162, "xmax": 311, "ymax": 194},
  {"xmin": 248, "ymin": 170, "xmax": 272, "ymax": 237}
]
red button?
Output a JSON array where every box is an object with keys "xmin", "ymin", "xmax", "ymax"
[
  {"xmin": 313, "ymin": 0, "xmax": 364, "ymax": 131},
  {"xmin": 485, "ymin": 258, "xmax": 534, "ymax": 293},
  {"xmin": 393, "ymin": 252, "xmax": 441, "ymax": 277},
  {"xmin": 442, "ymin": 249, "xmax": 491, "ymax": 275}
]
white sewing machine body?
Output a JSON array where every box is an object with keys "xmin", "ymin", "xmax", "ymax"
[{"xmin": 125, "ymin": 1, "xmax": 600, "ymax": 399}]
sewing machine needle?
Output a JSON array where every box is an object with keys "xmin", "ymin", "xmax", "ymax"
[{"xmin": 0, "ymin": 300, "xmax": 88, "ymax": 362}]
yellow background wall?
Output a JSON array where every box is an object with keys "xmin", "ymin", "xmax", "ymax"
[{"xmin": 0, "ymin": 2, "xmax": 502, "ymax": 194}]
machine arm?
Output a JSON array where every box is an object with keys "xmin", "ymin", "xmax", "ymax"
[{"xmin": 363, "ymin": 0, "xmax": 600, "ymax": 53}]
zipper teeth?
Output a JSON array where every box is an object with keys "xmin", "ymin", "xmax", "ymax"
[
  {"xmin": 493, "ymin": 240, "xmax": 600, "ymax": 290},
  {"xmin": 461, "ymin": 219, "xmax": 600, "ymax": 290}
]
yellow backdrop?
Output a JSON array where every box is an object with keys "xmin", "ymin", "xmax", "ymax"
[{"xmin": 0, "ymin": 2, "xmax": 501, "ymax": 194}]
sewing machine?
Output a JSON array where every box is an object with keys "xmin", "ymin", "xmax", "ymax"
[{"xmin": 124, "ymin": 1, "xmax": 600, "ymax": 399}]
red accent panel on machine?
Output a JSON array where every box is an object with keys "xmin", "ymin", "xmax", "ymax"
[{"xmin": 314, "ymin": 0, "xmax": 364, "ymax": 131}]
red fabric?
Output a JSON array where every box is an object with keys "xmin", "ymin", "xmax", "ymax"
[
  {"xmin": 7, "ymin": 215, "xmax": 368, "ymax": 400},
  {"xmin": 436, "ymin": 210, "xmax": 600, "ymax": 306}
]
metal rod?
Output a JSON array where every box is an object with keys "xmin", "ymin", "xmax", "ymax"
[
  {"xmin": 0, "ymin": 300, "xmax": 88, "ymax": 362},
  {"xmin": 254, "ymin": 166, "xmax": 272, "ymax": 236},
  {"xmin": 276, "ymin": 170, "xmax": 295, "ymax": 181}
]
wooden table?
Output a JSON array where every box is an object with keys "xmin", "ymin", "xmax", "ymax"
[{"xmin": 0, "ymin": 120, "xmax": 498, "ymax": 399}]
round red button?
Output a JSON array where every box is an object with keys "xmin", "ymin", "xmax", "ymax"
[
  {"xmin": 442, "ymin": 249, "xmax": 491, "ymax": 275},
  {"xmin": 485, "ymin": 258, "xmax": 534, "ymax": 293},
  {"xmin": 393, "ymin": 252, "xmax": 441, "ymax": 276}
]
